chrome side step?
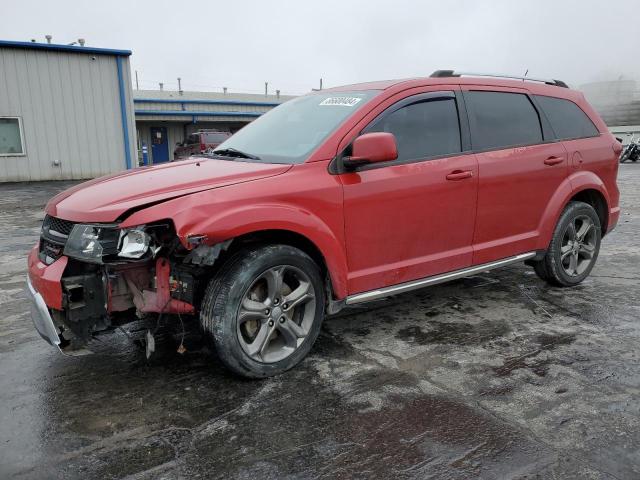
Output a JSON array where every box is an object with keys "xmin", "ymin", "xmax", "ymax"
[{"xmin": 345, "ymin": 252, "xmax": 536, "ymax": 305}]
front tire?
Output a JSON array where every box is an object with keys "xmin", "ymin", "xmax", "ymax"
[
  {"xmin": 532, "ymin": 201, "xmax": 601, "ymax": 287},
  {"xmin": 200, "ymin": 244, "xmax": 325, "ymax": 378}
]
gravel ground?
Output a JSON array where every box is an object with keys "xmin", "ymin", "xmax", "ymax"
[{"xmin": 0, "ymin": 165, "xmax": 638, "ymax": 479}]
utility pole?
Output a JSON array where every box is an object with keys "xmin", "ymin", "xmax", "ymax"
[
  {"xmin": 159, "ymin": 82, "xmax": 164, "ymax": 92},
  {"xmin": 135, "ymin": 71, "xmax": 139, "ymax": 90},
  {"xmin": 265, "ymin": 82, "xmax": 268, "ymax": 97},
  {"xmin": 178, "ymin": 77, "xmax": 183, "ymax": 95},
  {"xmin": 319, "ymin": 78, "xmax": 323, "ymax": 90}
]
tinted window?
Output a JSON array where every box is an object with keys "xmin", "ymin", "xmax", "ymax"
[
  {"xmin": 466, "ymin": 91, "xmax": 542, "ymax": 150},
  {"xmin": 535, "ymin": 95, "xmax": 599, "ymax": 140},
  {"xmin": 186, "ymin": 134, "xmax": 199, "ymax": 145},
  {"xmin": 367, "ymin": 98, "xmax": 461, "ymax": 161}
]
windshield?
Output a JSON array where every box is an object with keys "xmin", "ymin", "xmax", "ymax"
[{"xmin": 213, "ymin": 90, "xmax": 379, "ymax": 164}]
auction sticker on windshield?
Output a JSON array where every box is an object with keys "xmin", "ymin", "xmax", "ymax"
[{"xmin": 319, "ymin": 97, "xmax": 363, "ymax": 107}]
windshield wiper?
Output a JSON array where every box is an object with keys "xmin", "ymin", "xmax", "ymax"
[{"xmin": 211, "ymin": 148, "xmax": 261, "ymax": 160}]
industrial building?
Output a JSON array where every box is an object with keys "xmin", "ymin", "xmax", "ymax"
[
  {"xmin": 0, "ymin": 40, "xmax": 136, "ymax": 182},
  {"xmin": 0, "ymin": 39, "xmax": 289, "ymax": 182},
  {"xmin": 134, "ymin": 90, "xmax": 292, "ymax": 164}
]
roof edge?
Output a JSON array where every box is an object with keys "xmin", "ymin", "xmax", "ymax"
[{"xmin": 0, "ymin": 40, "xmax": 132, "ymax": 56}]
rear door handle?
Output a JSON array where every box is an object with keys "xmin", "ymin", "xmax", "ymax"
[
  {"xmin": 544, "ymin": 156, "xmax": 564, "ymax": 166},
  {"xmin": 446, "ymin": 170, "xmax": 473, "ymax": 181}
]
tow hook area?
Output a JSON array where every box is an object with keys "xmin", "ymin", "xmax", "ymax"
[{"xmin": 125, "ymin": 257, "xmax": 195, "ymax": 314}]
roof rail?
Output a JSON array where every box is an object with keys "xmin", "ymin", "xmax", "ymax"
[{"xmin": 430, "ymin": 70, "xmax": 569, "ymax": 88}]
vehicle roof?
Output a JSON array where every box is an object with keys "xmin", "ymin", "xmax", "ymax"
[{"xmin": 326, "ymin": 75, "xmax": 584, "ymax": 102}]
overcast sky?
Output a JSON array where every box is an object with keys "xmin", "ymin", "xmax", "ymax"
[{"xmin": 2, "ymin": 0, "xmax": 638, "ymax": 95}]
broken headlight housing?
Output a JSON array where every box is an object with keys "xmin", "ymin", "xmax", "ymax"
[
  {"xmin": 118, "ymin": 229, "xmax": 151, "ymax": 259},
  {"xmin": 63, "ymin": 225, "xmax": 152, "ymax": 262}
]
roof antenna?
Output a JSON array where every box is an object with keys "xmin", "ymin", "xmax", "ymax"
[{"xmin": 523, "ymin": 69, "xmax": 528, "ymax": 82}]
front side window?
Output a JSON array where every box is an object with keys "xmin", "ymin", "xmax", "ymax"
[
  {"xmin": 0, "ymin": 117, "xmax": 25, "ymax": 156},
  {"xmin": 214, "ymin": 90, "xmax": 379, "ymax": 164},
  {"xmin": 465, "ymin": 91, "xmax": 542, "ymax": 150},
  {"xmin": 534, "ymin": 95, "xmax": 599, "ymax": 140},
  {"xmin": 367, "ymin": 97, "xmax": 461, "ymax": 162}
]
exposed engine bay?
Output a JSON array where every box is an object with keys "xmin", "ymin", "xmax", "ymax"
[{"xmin": 39, "ymin": 215, "xmax": 229, "ymax": 355}]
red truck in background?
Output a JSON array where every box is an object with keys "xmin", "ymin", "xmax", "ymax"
[{"xmin": 173, "ymin": 130, "xmax": 232, "ymax": 160}]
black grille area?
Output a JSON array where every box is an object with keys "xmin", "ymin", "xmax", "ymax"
[
  {"xmin": 42, "ymin": 215, "xmax": 75, "ymax": 237},
  {"xmin": 39, "ymin": 215, "xmax": 76, "ymax": 264}
]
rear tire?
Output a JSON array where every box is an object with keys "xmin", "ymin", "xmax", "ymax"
[
  {"xmin": 532, "ymin": 201, "xmax": 601, "ymax": 287},
  {"xmin": 200, "ymin": 244, "xmax": 325, "ymax": 378}
]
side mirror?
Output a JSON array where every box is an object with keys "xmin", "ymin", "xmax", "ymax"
[{"xmin": 344, "ymin": 132, "xmax": 398, "ymax": 169}]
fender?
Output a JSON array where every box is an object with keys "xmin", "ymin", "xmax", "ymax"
[
  {"xmin": 535, "ymin": 170, "xmax": 611, "ymax": 250},
  {"xmin": 121, "ymin": 197, "xmax": 350, "ymax": 300}
]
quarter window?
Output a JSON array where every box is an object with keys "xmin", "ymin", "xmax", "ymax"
[
  {"xmin": 0, "ymin": 117, "xmax": 25, "ymax": 156},
  {"xmin": 367, "ymin": 97, "xmax": 461, "ymax": 162},
  {"xmin": 465, "ymin": 91, "xmax": 542, "ymax": 150},
  {"xmin": 534, "ymin": 95, "xmax": 599, "ymax": 140}
]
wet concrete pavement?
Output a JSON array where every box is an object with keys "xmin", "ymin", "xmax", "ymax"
[{"xmin": 1, "ymin": 166, "xmax": 639, "ymax": 479}]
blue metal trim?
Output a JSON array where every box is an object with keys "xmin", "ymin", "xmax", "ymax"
[
  {"xmin": 135, "ymin": 110, "xmax": 263, "ymax": 118},
  {"xmin": 116, "ymin": 57, "xmax": 133, "ymax": 169},
  {"xmin": 133, "ymin": 98, "xmax": 280, "ymax": 107},
  {"xmin": 0, "ymin": 39, "xmax": 132, "ymax": 56}
]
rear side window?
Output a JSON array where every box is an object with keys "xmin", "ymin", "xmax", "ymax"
[
  {"xmin": 465, "ymin": 91, "xmax": 542, "ymax": 150},
  {"xmin": 367, "ymin": 98, "xmax": 461, "ymax": 162},
  {"xmin": 534, "ymin": 95, "xmax": 599, "ymax": 140}
]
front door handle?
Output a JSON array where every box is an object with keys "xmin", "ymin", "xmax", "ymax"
[
  {"xmin": 544, "ymin": 156, "xmax": 564, "ymax": 166},
  {"xmin": 446, "ymin": 170, "xmax": 473, "ymax": 181}
]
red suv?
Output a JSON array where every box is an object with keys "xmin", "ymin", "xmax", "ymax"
[
  {"xmin": 173, "ymin": 130, "xmax": 232, "ymax": 160},
  {"xmin": 26, "ymin": 71, "xmax": 621, "ymax": 378}
]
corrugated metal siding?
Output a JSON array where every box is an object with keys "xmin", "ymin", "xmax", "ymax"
[{"xmin": 0, "ymin": 48, "xmax": 135, "ymax": 182}]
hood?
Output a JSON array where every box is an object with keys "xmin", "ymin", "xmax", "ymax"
[{"xmin": 47, "ymin": 158, "xmax": 292, "ymax": 223}]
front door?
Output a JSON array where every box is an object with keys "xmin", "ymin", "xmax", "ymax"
[
  {"xmin": 341, "ymin": 91, "xmax": 478, "ymax": 295},
  {"xmin": 150, "ymin": 126, "xmax": 169, "ymax": 164},
  {"xmin": 461, "ymin": 87, "xmax": 569, "ymax": 265}
]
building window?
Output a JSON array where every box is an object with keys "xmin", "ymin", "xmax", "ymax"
[{"xmin": 0, "ymin": 117, "xmax": 25, "ymax": 156}]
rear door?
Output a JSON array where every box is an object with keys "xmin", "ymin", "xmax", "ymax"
[
  {"xmin": 341, "ymin": 89, "xmax": 479, "ymax": 294},
  {"xmin": 462, "ymin": 87, "xmax": 568, "ymax": 264}
]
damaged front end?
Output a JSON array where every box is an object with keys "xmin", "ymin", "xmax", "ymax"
[{"xmin": 29, "ymin": 215, "xmax": 227, "ymax": 355}]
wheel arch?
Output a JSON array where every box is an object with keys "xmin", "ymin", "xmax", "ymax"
[
  {"xmin": 177, "ymin": 204, "xmax": 350, "ymax": 300},
  {"xmin": 225, "ymin": 228, "xmax": 333, "ymax": 290},
  {"xmin": 569, "ymin": 188, "xmax": 609, "ymax": 234},
  {"xmin": 536, "ymin": 172, "xmax": 611, "ymax": 250}
]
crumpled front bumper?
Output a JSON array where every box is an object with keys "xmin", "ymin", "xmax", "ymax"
[{"xmin": 25, "ymin": 274, "xmax": 62, "ymax": 350}]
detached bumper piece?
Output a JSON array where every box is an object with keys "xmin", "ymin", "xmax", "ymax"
[
  {"xmin": 26, "ymin": 275, "xmax": 95, "ymax": 356},
  {"xmin": 26, "ymin": 275, "xmax": 62, "ymax": 349}
]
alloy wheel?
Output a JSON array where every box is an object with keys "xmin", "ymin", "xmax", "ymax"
[
  {"xmin": 560, "ymin": 215, "xmax": 597, "ymax": 277},
  {"xmin": 236, "ymin": 265, "xmax": 316, "ymax": 363}
]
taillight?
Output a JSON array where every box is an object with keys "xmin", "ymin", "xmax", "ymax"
[{"xmin": 200, "ymin": 141, "xmax": 206, "ymax": 153}]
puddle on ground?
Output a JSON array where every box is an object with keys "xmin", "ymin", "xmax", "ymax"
[
  {"xmin": 536, "ymin": 333, "xmax": 576, "ymax": 349},
  {"xmin": 493, "ymin": 355, "xmax": 551, "ymax": 378},
  {"xmin": 492, "ymin": 332, "xmax": 576, "ymax": 378},
  {"xmin": 396, "ymin": 320, "xmax": 510, "ymax": 346}
]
